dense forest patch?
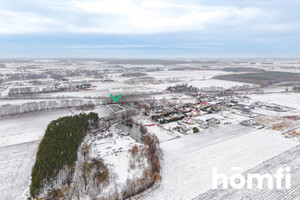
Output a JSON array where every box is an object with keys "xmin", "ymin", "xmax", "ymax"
[
  {"xmin": 222, "ymin": 67, "xmax": 265, "ymax": 72},
  {"xmin": 214, "ymin": 71, "xmax": 300, "ymax": 86},
  {"xmin": 30, "ymin": 112, "xmax": 99, "ymax": 198}
]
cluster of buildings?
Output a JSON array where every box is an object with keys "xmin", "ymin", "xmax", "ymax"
[
  {"xmin": 148, "ymin": 91, "xmax": 288, "ymax": 134},
  {"xmin": 150, "ymin": 94, "xmax": 239, "ymax": 133}
]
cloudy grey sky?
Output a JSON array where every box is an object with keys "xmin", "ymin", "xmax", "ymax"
[{"xmin": 0, "ymin": 0, "xmax": 299, "ymax": 58}]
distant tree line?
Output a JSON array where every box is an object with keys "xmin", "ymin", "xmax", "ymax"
[
  {"xmin": 0, "ymin": 99, "xmax": 95, "ymax": 117},
  {"xmin": 214, "ymin": 71, "xmax": 300, "ymax": 87},
  {"xmin": 121, "ymin": 72, "xmax": 147, "ymax": 77}
]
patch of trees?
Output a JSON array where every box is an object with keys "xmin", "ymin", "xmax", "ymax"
[
  {"xmin": 159, "ymin": 116, "xmax": 185, "ymax": 124},
  {"xmin": 214, "ymin": 71, "xmax": 300, "ymax": 86},
  {"xmin": 30, "ymin": 112, "xmax": 99, "ymax": 198},
  {"xmin": 5, "ymin": 73, "xmax": 47, "ymax": 81},
  {"xmin": 121, "ymin": 72, "xmax": 147, "ymax": 77},
  {"xmin": 139, "ymin": 124, "xmax": 148, "ymax": 135},
  {"xmin": 193, "ymin": 127, "xmax": 199, "ymax": 133},
  {"xmin": 8, "ymin": 86, "xmax": 70, "ymax": 95},
  {"xmin": 121, "ymin": 134, "xmax": 162, "ymax": 199},
  {"xmin": 121, "ymin": 169, "xmax": 154, "ymax": 199},
  {"xmin": 75, "ymin": 103, "xmax": 95, "ymax": 111},
  {"xmin": 293, "ymin": 86, "xmax": 300, "ymax": 92},
  {"xmin": 28, "ymin": 80, "xmax": 44, "ymax": 85},
  {"xmin": 144, "ymin": 134, "xmax": 162, "ymax": 177},
  {"xmin": 151, "ymin": 110, "xmax": 186, "ymax": 124},
  {"xmin": 80, "ymin": 158, "xmax": 108, "ymax": 191},
  {"xmin": 76, "ymin": 83, "xmax": 91, "ymax": 89},
  {"xmin": 151, "ymin": 115, "xmax": 160, "ymax": 121},
  {"xmin": 0, "ymin": 99, "xmax": 95, "ymax": 117},
  {"xmin": 222, "ymin": 67, "xmax": 265, "ymax": 72},
  {"xmin": 49, "ymin": 73, "xmax": 65, "ymax": 80},
  {"xmin": 167, "ymin": 84, "xmax": 199, "ymax": 93}
]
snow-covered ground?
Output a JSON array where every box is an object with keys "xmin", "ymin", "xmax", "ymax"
[
  {"xmin": 141, "ymin": 82, "xmax": 181, "ymax": 91},
  {"xmin": 249, "ymin": 93, "xmax": 300, "ymax": 110},
  {"xmin": 146, "ymin": 70, "xmax": 232, "ymax": 81},
  {"xmin": 0, "ymin": 141, "xmax": 40, "ymax": 200},
  {"xmin": 197, "ymin": 145, "xmax": 300, "ymax": 200},
  {"xmin": 145, "ymin": 122, "xmax": 182, "ymax": 142},
  {"xmin": 194, "ymin": 111, "xmax": 250, "ymax": 124},
  {"xmin": 142, "ymin": 125, "xmax": 299, "ymax": 200},
  {"xmin": 188, "ymin": 79, "xmax": 249, "ymax": 89},
  {"xmin": 1, "ymin": 61, "xmax": 300, "ymax": 199},
  {"xmin": 0, "ymin": 110, "xmax": 73, "ymax": 147},
  {"xmin": 142, "ymin": 79, "xmax": 252, "ymax": 91},
  {"xmin": 140, "ymin": 70, "xmax": 252, "ymax": 91},
  {"xmin": 91, "ymin": 133, "xmax": 147, "ymax": 188}
]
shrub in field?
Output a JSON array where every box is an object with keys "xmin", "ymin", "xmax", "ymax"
[
  {"xmin": 193, "ymin": 127, "xmax": 199, "ymax": 133},
  {"xmin": 131, "ymin": 145, "xmax": 139, "ymax": 157}
]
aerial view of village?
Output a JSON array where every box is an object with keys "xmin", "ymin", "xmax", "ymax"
[
  {"xmin": 0, "ymin": 59, "xmax": 300, "ymax": 199},
  {"xmin": 1, "ymin": 0, "xmax": 300, "ymax": 200}
]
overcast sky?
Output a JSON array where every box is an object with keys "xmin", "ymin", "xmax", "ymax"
[{"xmin": 0, "ymin": 0, "xmax": 299, "ymax": 58}]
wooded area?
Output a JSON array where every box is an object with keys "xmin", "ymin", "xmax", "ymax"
[{"xmin": 30, "ymin": 112, "xmax": 99, "ymax": 198}]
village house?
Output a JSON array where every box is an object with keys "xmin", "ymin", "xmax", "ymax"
[
  {"xmin": 191, "ymin": 110, "xmax": 201, "ymax": 117},
  {"xmin": 182, "ymin": 117, "xmax": 195, "ymax": 125},
  {"xmin": 206, "ymin": 117, "xmax": 220, "ymax": 127}
]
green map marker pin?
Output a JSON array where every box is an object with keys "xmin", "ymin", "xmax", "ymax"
[{"xmin": 110, "ymin": 94, "xmax": 123, "ymax": 102}]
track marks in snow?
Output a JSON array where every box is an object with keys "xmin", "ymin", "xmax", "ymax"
[
  {"xmin": 143, "ymin": 125, "xmax": 299, "ymax": 200},
  {"xmin": 0, "ymin": 141, "xmax": 39, "ymax": 200},
  {"xmin": 196, "ymin": 145, "xmax": 300, "ymax": 200}
]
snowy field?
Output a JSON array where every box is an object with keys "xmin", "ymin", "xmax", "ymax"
[
  {"xmin": 105, "ymin": 70, "xmax": 245, "ymax": 89},
  {"xmin": 188, "ymin": 79, "xmax": 251, "ymax": 89},
  {"xmin": 38, "ymin": 86, "xmax": 154, "ymax": 98},
  {"xmin": 0, "ymin": 141, "xmax": 40, "ymax": 200},
  {"xmin": 0, "ymin": 110, "xmax": 73, "ymax": 147},
  {"xmin": 141, "ymin": 70, "xmax": 250, "ymax": 90},
  {"xmin": 262, "ymin": 85, "xmax": 288, "ymax": 93},
  {"xmin": 146, "ymin": 70, "xmax": 232, "ymax": 81},
  {"xmin": 249, "ymin": 93, "xmax": 300, "ymax": 110},
  {"xmin": 92, "ymin": 81, "xmax": 136, "ymax": 90},
  {"xmin": 142, "ymin": 79, "xmax": 251, "ymax": 91},
  {"xmin": 197, "ymin": 145, "xmax": 300, "ymax": 200},
  {"xmin": 141, "ymin": 82, "xmax": 181, "ymax": 91},
  {"xmin": 142, "ymin": 125, "xmax": 299, "ymax": 200}
]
